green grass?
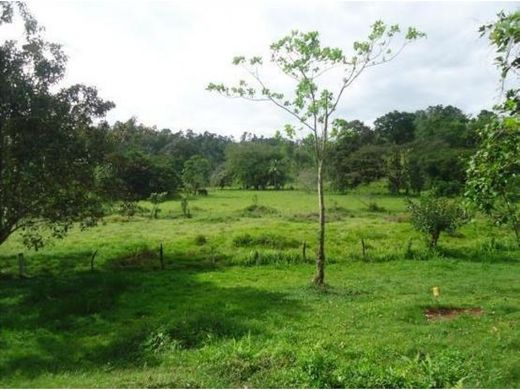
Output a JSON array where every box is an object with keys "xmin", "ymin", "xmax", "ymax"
[{"xmin": 0, "ymin": 189, "xmax": 519, "ymax": 387}]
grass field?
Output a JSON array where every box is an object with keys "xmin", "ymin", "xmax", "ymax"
[{"xmin": 0, "ymin": 189, "xmax": 519, "ymax": 388}]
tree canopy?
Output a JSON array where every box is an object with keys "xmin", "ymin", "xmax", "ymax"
[{"xmin": 0, "ymin": 2, "xmax": 114, "ymax": 248}]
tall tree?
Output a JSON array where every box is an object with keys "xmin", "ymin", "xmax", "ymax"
[
  {"xmin": 0, "ymin": 2, "xmax": 114, "ymax": 248},
  {"xmin": 182, "ymin": 155, "xmax": 210, "ymax": 194},
  {"xmin": 414, "ymin": 105, "xmax": 470, "ymax": 147},
  {"xmin": 373, "ymin": 110, "xmax": 416, "ymax": 144},
  {"xmin": 225, "ymin": 141, "xmax": 288, "ymax": 190},
  {"xmin": 208, "ymin": 23, "xmax": 424, "ymax": 285}
]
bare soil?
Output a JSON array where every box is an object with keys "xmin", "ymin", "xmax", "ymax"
[{"xmin": 424, "ymin": 307, "xmax": 483, "ymax": 321}]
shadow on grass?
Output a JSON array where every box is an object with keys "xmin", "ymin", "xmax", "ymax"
[
  {"xmin": 0, "ymin": 266, "xmax": 305, "ymax": 380},
  {"xmin": 0, "ymin": 250, "xmax": 96, "ymax": 276}
]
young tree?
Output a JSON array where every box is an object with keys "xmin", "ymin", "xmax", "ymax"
[
  {"xmin": 208, "ymin": 23, "xmax": 424, "ymax": 285},
  {"xmin": 0, "ymin": 3, "xmax": 114, "ymax": 248},
  {"xmin": 407, "ymin": 195, "xmax": 467, "ymax": 249}
]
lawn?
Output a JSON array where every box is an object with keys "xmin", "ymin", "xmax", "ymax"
[{"xmin": 0, "ymin": 189, "xmax": 519, "ymax": 388}]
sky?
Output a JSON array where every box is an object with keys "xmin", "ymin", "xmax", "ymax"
[{"xmin": 22, "ymin": 1, "xmax": 520, "ymax": 138}]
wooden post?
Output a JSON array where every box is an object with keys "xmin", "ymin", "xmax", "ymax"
[
  {"xmin": 159, "ymin": 242, "xmax": 164, "ymax": 270},
  {"xmin": 302, "ymin": 241, "xmax": 307, "ymax": 262},
  {"xmin": 18, "ymin": 253, "xmax": 26, "ymax": 278},
  {"xmin": 361, "ymin": 238, "xmax": 367, "ymax": 260},
  {"xmin": 211, "ymin": 246, "xmax": 216, "ymax": 265},
  {"xmin": 90, "ymin": 250, "xmax": 98, "ymax": 272}
]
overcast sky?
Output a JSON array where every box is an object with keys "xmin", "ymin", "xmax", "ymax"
[{"xmin": 25, "ymin": 1, "xmax": 518, "ymax": 138}]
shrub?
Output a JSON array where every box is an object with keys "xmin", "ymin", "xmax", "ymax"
[
  {"xmin": 366, "ymin": 201, "xmax": 386, "ymax": 212},
  {"xmin": 406, "ymin": 195, "xmax": 468, "ymax": 248},
  {"xmin": 194, "ymin": 234, "xmax": 207, "ymax": 246},
  {"xmin": 148, "ymin": 192, "xmax": 168, "ymax": 219},
  {"xmin": 117, "ymin": 201, "xmax": 150, "ymax": 219},
  {"xmin": 117, "ymin": 201, "xmax": 139, "ymax": 217},
  {"xmin": 240, "ymin": 204, "xmax": 278, "ymax": 218}
]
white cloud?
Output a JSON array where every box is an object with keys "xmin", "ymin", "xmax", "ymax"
[{"xmin": 25, "ymin": 0, "xmax": 518, "ymax": 138}]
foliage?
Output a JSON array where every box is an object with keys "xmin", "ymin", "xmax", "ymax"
[
  {"xmin": 407, "ymin": 195, "xmax": 468, "ymax": 248},
  {"xmin": 226, "ymin": 141, "xmax": 290, "ymax": 190},
  {"xmin": 466, "ymin": 116, "xmax": 520, "ymax": 245},
  {"xmin": 414, "ymin": 105, "xmax": 472, "ymax": 147},
  {"xmin": 466, "ymin": 10, "xmax": 520, "ymax": 246},
  {"xmin": 407, "ymin": 138, "xmax": 470, "ymax": 196},
  {"xmin": 0, "ymin": 3, "xmax": 114, "ymax": 248},
  {"xmin": 330, "ymin": 144, "xmax": 386, "ymax": 191},
  {"xmin": 108, "ymin": 118, "xmax": 232, "ymax": 172},
  {"xmin": 182, "ymin": 155, "xmax": 210, "ymax": 194},
  {"xmin": 374, "ymin": 111, "xmax": 416, "ymax": 144},
  {"xmin": 480, "ymin": 10, "xmax": 520, "ymax": 114},
  {"xmin": 210, "ymin": 163, "xmax": 233, "ymax": 189},
  {"xmin": 106, "ymin": 151, "xmax": 179, "ymax": 200},
  {"xmin": 327, "ymin": 106, "xmax": 481, "ymax": 195},
  {"xmin": 385, "ymin": 146, "xmax": 410, "ymax": 195},
  {"xmin": 148, "ymin": 192, "xmax": 168, "ymax": 219}
]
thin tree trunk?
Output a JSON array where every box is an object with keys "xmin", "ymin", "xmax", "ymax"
[
  {"xmin": 0, "ymin": 230, "xmax": 8, "ymax": 248},
  {"xmin": 314, "ymin": 160, "xmax": 325, "ymax": 285}
]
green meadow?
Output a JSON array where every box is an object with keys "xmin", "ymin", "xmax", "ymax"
[{"xmin": 0, "ymin": 189, "xmax": 519, "ymax": 388}]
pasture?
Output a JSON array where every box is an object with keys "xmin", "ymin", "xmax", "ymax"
[{"xmin": 0, "ymin": 189, "xmax": 519, "ymax": 388}]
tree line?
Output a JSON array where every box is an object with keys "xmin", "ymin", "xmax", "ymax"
[{"xmin": 89, "ymin": 105, "xmax": 495, "ymax": 200}]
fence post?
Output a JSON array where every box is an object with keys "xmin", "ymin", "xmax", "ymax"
[
  {"xmin": 302, "ymin": 241, "xmax": 307, "ymax": 262},
  {"xmin": 18, "ymin": 253, "xmax": 26, "ymax": 278},
  {"xmin": 361, "ymin": 238, "xmax": 367, "ymax": 260},
  {"xmin": 160, "ymin": 242, "xmax": 164, "ymax": 270},
  {"xmin": 90, "ymin": 250, "xmax": 98, "ymax": 272}
]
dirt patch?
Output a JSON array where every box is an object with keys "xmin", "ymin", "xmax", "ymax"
[{"xmin": 425, "ymin": 307, "xmax": 483, "ymax": 321}]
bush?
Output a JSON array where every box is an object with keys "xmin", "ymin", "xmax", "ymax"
[
  {"xmin": 366, "ymin": 201, "xmax": 386, "ymax": 212},
  {"xmin": 240, "ymin": 204, "xmax": 278, "ymax": 218},
  {"xmin": 117, "ymin": 201, "xmax": 149, "ymax": 219},
  {"xmin": 406, "ymin": 195, "xmax": 467, "ymax": 248},
  {"xmin": 194, "ymin": 234, "xmax": 207, "ymax": 246},
  {"xmin": 148, "ymin": 192, "xmax": 168, "ymax": 219}
]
